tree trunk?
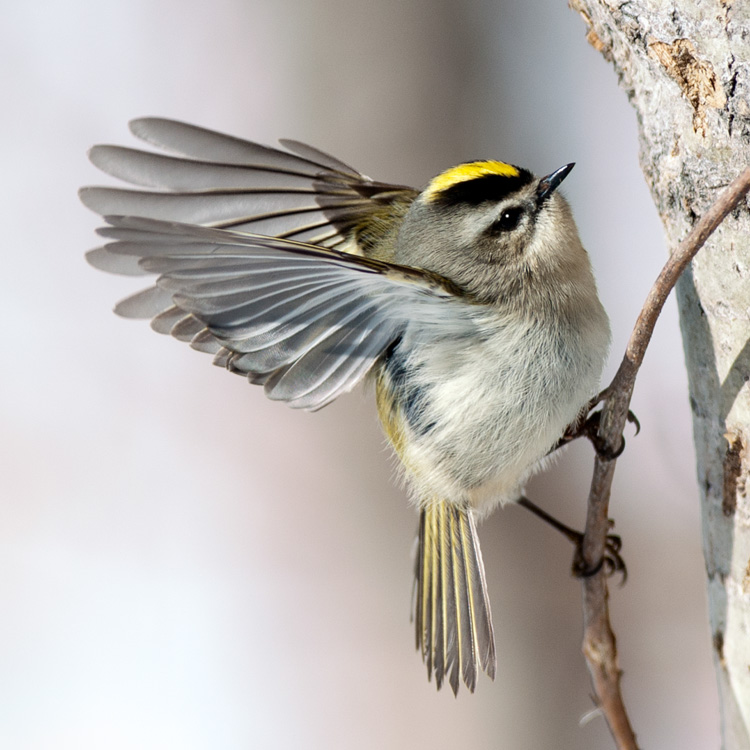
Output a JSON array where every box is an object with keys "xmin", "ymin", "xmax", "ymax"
[{"xmin": 568, "ymin": 1, "xmax": 750, "ymax": 746}]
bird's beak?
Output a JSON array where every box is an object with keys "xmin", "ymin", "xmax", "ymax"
[{"xmin": 536, "ymin": 163, "xmax": 575, "ymax": 204}]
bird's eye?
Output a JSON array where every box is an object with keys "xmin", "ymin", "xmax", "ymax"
[{"xmin": 491, "ymin": 206, "xmax": 524, "ymax": 232}]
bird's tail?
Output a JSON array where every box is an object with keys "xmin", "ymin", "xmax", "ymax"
[{"xmin": 415, "ymin": 501, "xmax": 496, "ymax": 694}]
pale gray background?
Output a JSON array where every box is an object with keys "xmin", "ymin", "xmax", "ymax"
[{"xmin": 2, "ymin": 1, "xmax": 716, "ymax": 748}]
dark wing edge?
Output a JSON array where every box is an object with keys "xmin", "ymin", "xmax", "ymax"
[{"xmin": 88, "ymin": 216, "xmax": 461, "ymax": 411}]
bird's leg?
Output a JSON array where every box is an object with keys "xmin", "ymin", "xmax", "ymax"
[
  {"xmin": 551, "ymin": 393, "xmax": 640, "ymax": 460},
  {"xmin": 528, "ymin": 392, "xmax": 635, "ymax": 578},
  {"xmin": 516, "ymin": 496, "xmax": 627, "ymax": 581}
]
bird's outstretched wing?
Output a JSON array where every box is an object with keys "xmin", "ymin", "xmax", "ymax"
[
  {"xmin": 88, "ymin": 216, "xmax": 469, "ymax": 411},
  {"xmin": 80, "ymin": 117, "xmax": 418, "ymax": 268}
]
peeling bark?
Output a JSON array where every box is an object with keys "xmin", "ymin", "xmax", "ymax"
[{"xmin": 568, "ymin": 1, "xmax": 750, "ymax": 747}]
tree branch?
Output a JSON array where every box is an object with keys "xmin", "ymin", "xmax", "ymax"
[{"xmin": 579, "ymin": 166, "xmax": 750, "ymax": 750}]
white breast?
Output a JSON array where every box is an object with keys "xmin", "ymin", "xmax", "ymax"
[{"xmin": 389, "ymin": 307, "xmax": 608, "ymax": 515}]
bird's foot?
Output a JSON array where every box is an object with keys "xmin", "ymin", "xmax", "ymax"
[
  {"xmin": 517, "ymin": 497, "xmax": 627, "ymax": 583},
  {"xmin": 554, "ymin": 396, "xmax": 640, "ymax": 461}
]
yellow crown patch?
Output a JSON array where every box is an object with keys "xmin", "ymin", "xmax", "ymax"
[{"xmin": 424, "ymin": 161, "xmax": 520, "ymax": 202}]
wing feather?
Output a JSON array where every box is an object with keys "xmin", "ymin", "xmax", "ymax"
[
  {"xmin": 88, "ymin": 216, "xmax": 469, "ymax": 411},
  {"xmin": 82, "ymin": 118, "xmax": 417, "ymax": 256},
  {"xmin": 170, "ymin": 314, "xmax": 205, "ymax": 342},
  {"xmin": 88, "ymin": 145, "xmax": 334, "ymax": 191},
  {"xmin": 188, "ymin": 329, "xmax": 223, "ymax": 355},
  {"xmin": 83, "ymin": 121, "xmax": 467, "ymax": 412},
  {"xmin": 150, "ymin": 306, "xmax": 190, "ymax": 334},
  {"xmin": 130, "ymin": 117, "xmax": 358, "ymax": 176},
  {"xmin": 114, "ymin": 286, "xmax": 173, "ymax": 319},
  {"xmin": 81, "ymin": 187, "xmax": 368, "ymax": 235},
  {"xmin": 86, "ymin": 245, "xmax": 149, "ymax": 276}
]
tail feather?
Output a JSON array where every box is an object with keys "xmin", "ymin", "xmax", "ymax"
[{"xmin": 415, "ymin": 501, "xmax": 496, "ymax": 694}]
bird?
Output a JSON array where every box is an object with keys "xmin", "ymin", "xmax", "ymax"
[{"xmin": 82, "ymin": 117, "xmax": 611, "ymax": 695}]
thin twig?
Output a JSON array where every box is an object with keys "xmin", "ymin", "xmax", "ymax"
[{"xmin": 579, "ymin": 166, "xmax": 750, "ymax": 750}]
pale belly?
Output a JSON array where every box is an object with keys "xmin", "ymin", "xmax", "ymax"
[{"xmin": 375, "ymin": 315, "xmax": 605, "ymax": 515}]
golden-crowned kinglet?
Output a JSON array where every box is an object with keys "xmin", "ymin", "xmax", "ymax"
[{"xmin": 82, "ymin": 118, "xmax": 610, "ymax": 695}]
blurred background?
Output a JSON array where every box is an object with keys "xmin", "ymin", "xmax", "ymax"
[{"xmin": 2, "ymin": 1, "xmax": 717, "ymax": 748}]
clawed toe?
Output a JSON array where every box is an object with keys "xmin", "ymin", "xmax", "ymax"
[
  {"xmin": 579, "ymin": 411, "xmax": 625, "ymax": 460},
  {"xmin": 555, "ymin": 403, "xmax": 640, "ymax": 461},
  {"xmin": 572, "ymin": 532, "xmax": 627, "ymax": 583},
  {"xmin": 516, "ymin": 497, "xmax": 627, "ymax": 584}
]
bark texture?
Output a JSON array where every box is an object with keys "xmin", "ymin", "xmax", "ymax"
[{"xmin": 568, "ymin": 1, "xmax": 750, "ymax": 746}]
